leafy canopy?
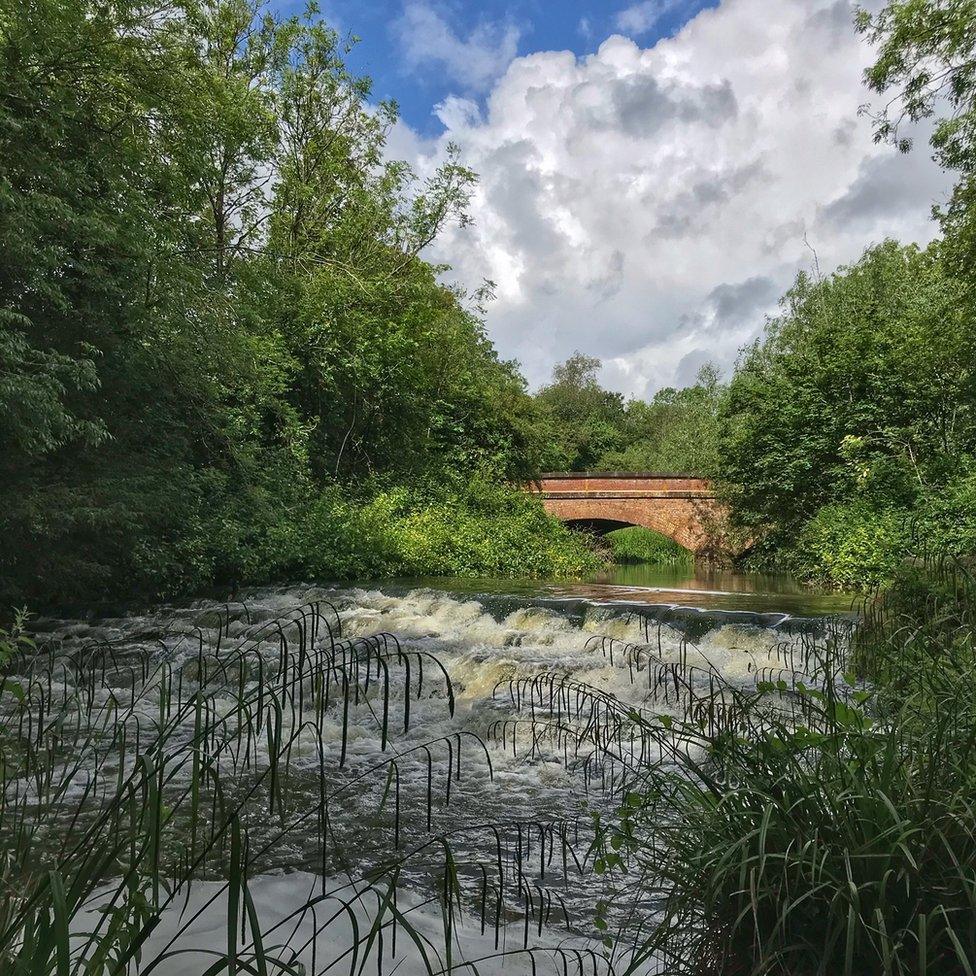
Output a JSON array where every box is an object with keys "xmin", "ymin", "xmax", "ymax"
[
  {"xmin": 534, "ymin": 353, "xmax": 722, "ymax": 475},
  {"xmin": 0, "ymin": 0, "xmax": 564, "ymax": 605}
]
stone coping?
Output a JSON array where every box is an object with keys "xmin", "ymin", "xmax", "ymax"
[{"xmin": 538, "ymin": 471, "xmax": 702, "ymax": 480}]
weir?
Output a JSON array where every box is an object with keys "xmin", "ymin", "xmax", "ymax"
[{"xmin": 11, "ymin": 578, "xmax": 850, "ymax": 973}]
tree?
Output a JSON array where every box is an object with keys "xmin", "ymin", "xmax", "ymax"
[
  {"xmin": 249, "ymin": 6, "xmax": 543, "ymax": 482},
  {"xmin": 535, "ymin": 353, "xmax": 625, "ymax": 471},
  {"xmin": 600, "ymin": 364, "xmax": 723, "ymax": 475},
  {"xmin": 717, "ymin": 240, "xmax": 975, "ymax": 543},
  {"xmin": 0, "ymin": 0, "xmax": 553, "ymax": 605},
  {"xmin": 859, "ymin": 0, "xmax": 976, "ymax": 267},
  {"xmin": 0, "ymin": 0, "xmax": 168, "ymax": 465},
  {"xmin": 0, "ymin": 0, "xmax": 221, "ymax": 601}
]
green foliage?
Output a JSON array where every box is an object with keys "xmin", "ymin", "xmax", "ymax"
[
  {"xmin": 384, "ymin": 480, "xmax": 602, "ymax": 578},
  {"xmin": 789, "ymin": 501, "xmax": 909, "ymax": 587},
  {"xmin": 601, "ymin": 364, "xmax": 723, "ymax": 476},
  {"xmin": 0, "ymin": 0, "xmax": 574, "ymax": 606},
  {"xmin": 12, "ymin": 0, "xmax": 976, "ymax": 603},
  {"xmin": 719, "ymin": 240, "xmax": 976, "ymax": 585},
  {"xmin": 853, "ymin": 554, "xmax": 976, "ymax": 685},
  {"xmin": 606, "ymin": 527, "xmax": 693, "ymax": 567},
  {"xmin": 860, "ymin": 0, "xmax": 976, "ymax": 270},
  {"xmin": 534, "ymin": 354, "xmax": 723, "ymax": 475},
  {"xmin": 0, "ymin": 609, "xmax": 33, "ymax": 668},
  {"xmin": 643, "ymin": 684, "xmax": 976, "ymax": 974},
  {"xmin": 0, "ymin": 0, "xmax": 155, "ymax": 463},
  {"xmin": 534, "ymin": 353, "xmax": 627, "ymax": 472},
  {"xmin": 270, "ymin": 477, "xmax": 603, "ymax": 581},
  {"xmin": 913, "ymin": 465, "xmax": 976, "ymax": 556}
]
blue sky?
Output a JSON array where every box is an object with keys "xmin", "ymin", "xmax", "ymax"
[{"xmin": 277, "ymin": 1, "xmax": 717, "ymax": 135}]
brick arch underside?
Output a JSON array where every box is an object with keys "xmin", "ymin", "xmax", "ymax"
[{"xmin": 543, "ymin": 497, "xmax": 718, "ymax": 554}]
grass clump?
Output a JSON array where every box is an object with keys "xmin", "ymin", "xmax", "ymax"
[
  {"xmin": 615, "ymin": 556, "xmax": 976, "ymax": 975},
  {"xmin": 605, "ymin": 527, "xmax": 693, "ymax": 567}
]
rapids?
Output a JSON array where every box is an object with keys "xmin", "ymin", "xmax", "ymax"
[{"xmin": 7, "ymin": 580, "xmax": 853, "ymax": 974}]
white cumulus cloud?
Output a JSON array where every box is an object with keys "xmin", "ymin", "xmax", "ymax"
[
  {"xmin": 615, "ymin": 0, "xmax": 694, "ymax": 36},
  {"xmin": 398, "ymin": 0, "xmax": 950, "ymax": 396},
  {"xmin": 393, "ymin": 2, "xmax": 521, "ymax": 94}
]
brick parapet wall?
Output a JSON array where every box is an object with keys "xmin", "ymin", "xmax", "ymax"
[{"xmin": 533, "ymin": 475, "xmax": 714, "ymax": 497}]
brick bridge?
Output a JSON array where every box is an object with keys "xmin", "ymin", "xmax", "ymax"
[{"xmin": 531, "ymin": 472, "xmax": 728, "ymax": 555}]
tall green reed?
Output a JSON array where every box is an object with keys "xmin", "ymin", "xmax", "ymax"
[
  {"xmin": 599, "ymin": 559, "xmax": 976, "ymax": 976},
  {"xmin": 0, "ymin": 600, "xmax": 605, "ymax": 974}
]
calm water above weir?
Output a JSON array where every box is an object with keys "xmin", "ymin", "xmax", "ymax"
[
  {"xmin": 391, "ymin": 564, "xmax": 858, "ymax": 619},
  {"xmin": 15, "ymin": 570, "xmax": 855, "ymax": 974}
]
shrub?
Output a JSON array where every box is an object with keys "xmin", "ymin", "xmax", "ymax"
[
  {"xmin": 789, "ymin": 501, "xmax": 909, "ymax": 587},
  {"xmin": 780, "ymin": 471, "xmax": 976, "ymax": 589},
  {"xmin": 269, "ymin": 475, "xmax": 604, "ymax": 583},
  {"xmin": 606, "ymin": 526, "xmax": 693, "ymax": 566},
  {"xmin": 914, "ymin": 470, "xmax": 976, "ymax": 559}
]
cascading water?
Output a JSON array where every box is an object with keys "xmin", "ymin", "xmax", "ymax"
[{"xmin": 1, "ymin": 581, "xmax": 854, "ymax": 975}]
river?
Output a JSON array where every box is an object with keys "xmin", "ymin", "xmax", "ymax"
[
  {"xmin": 400, "ymin": 564, "xmax": 859, "ymax": 617},
  {"xmin": 9, "ymin": 568, "xmax": 853, "ymax": 974}
]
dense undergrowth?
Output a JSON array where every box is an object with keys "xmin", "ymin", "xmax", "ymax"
[
  {"xmin": 605, "ymin": 527, "xmax": 693, "ymax": 568},
  {"xmin": 269, "ymin": 477, "xmax": 604, "ymax": 584},
  {"xmin": 2, "ymin": 473, "xmax": 602, "ymax": 609},
  {"xmin": 611, "ymin": 553, "xmax": 976, "ymax": 975}
]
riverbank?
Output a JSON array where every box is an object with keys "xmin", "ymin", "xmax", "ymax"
[
  {"xmin": 629, "ymin": 555, "xmax": 976, "ymax": 973},
  {"xmin": 1, "ymin": 477, "xmax": 603, "ymax": 611}
]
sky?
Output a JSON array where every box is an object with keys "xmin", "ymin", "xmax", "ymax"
[{"xmin": 279, "ymin": 0, "xmax": 951, "ymax": 397}]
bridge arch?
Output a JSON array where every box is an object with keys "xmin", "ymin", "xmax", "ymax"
[
  {"xmin": 561, "ymin": 517, "xmax": 651, "ymax": 537},
  {"xmin": 531, "ymin": 472, "xmax": 727, "ymax": 556}
]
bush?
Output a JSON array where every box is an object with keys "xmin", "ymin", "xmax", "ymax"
[
  {"xmin": 269, "ymin": 475, "xmax": 604, "ymax": 583},
  {"xmin": 914, "ymin": 470, "xmax": 976, "ymax": 558},
  {"xmin": 789, "ymin": 501, "xmax": 909, "ymax": 587},
  {"xmin": 2, "ymin": 464, "xmax": 603, "ymax": 609},
  {"xmin": 776, "ymin": 471, "xmax": 976, "ymax": 590},
  {"xmin": 606, "ymin": 526, "xmax": 692, "ymax": 566},
  {"xmin": 853, "ymin": 553, "xmax": 976, "ymax": 687}
]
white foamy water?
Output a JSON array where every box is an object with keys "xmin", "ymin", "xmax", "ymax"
[{"xmin": 10, "ymin": 583, "xmax": 843, "ymax": 974}]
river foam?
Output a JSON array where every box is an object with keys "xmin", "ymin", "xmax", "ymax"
[{"xmin": 14, "ymin": 582, "xmax": 849, "ymax": 974}]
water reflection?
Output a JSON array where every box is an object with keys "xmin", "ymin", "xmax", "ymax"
[
  {"xmin": 569, "ymin": 561, "xmax": 860, "ymax": 616},
  {"xmin": 396, "ymin": 564, "xmax": 860, "ymax": 618}
]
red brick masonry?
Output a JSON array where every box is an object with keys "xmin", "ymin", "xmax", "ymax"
[{"xmin": 530, "ymin": 472, "xmax": 725, "ymax": 554}]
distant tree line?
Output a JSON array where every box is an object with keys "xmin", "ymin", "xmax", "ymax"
[{"xmin": 531, "ymin": 353, "xmax": 722, "ymax": 476}]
